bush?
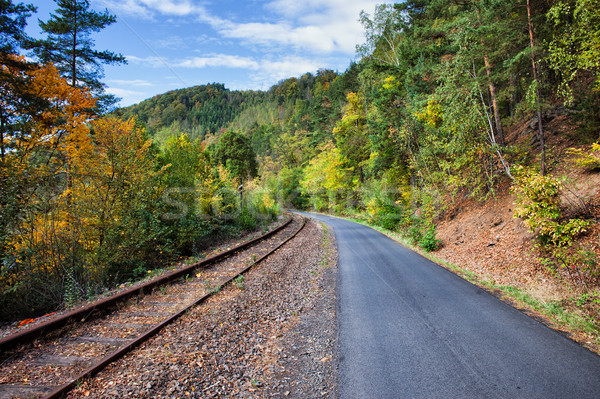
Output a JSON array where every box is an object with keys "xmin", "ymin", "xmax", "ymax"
[
  {"xmin": 567, "ymin": 143, "xmax": 600, "ymax": 171},
  {"xmin": 238, "ymin": 207, "xmax": 258, "ymax": 230},
  {"xmin": 512, "ymin": 166, "xmax": 590, "ymax": 247},
  {"xmin": 418, "ymin": 227, "xmax": 442, "ymax": 252},
  {"xmin": 408, "ymin": 219, "xmax": 441, "ymax": 252},
  {"xmin": 512, "ymin": 166, "xmax": 595, "ymax": 287}
]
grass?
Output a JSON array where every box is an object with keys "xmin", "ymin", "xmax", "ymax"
[
  {"xmin": 233, "ymin": 275, "xmax": 245, "ymax": 290},
  {"xmin": 319, "ymin": 222, "xmax": 333, "ymax": 268}
]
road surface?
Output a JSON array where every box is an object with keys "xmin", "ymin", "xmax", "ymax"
[{"xmin": 301, "ymin": 212, "xmax": 600, "ymax": 399}]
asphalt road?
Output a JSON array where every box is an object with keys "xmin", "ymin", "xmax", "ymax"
[{"xmin": 300, "ymin": 212, "xmax": 600, "ymax": 399}]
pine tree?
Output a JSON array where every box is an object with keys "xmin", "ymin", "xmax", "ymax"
[
  {"xmin": 0, "ymin": 0, "xmax": 35, "ymax": 57},
  {"xmin": 28, "ymin": 0, "xmax": 125, "ymax": 109},
  {"xmin": 0, "ymin": 0, "xmax": 42, "ymax": 160}
]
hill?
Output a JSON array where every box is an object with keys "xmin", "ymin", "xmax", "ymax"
[{"xmin": 116, "ymin": 83, "xmax": 266, "ymax": 142}]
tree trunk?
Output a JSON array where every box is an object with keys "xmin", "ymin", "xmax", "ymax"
[
  {"xmin": 474, "ymin": 7, "xmax": 504, "ymax": 146},
  {"xmin": 71, "ymin": 8, "xmax": 77, "ymax": 87},
  {"xmin": 526, "ymin": 0, "xmax": 546, "ymax": 175},
  {"xmin": 483, "ymin": 54, "xmax": 504, "ymax": 145}
]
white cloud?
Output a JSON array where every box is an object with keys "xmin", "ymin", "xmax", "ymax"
[
  {"xmin": 177, "ymin": 54, "xmax": 259, "ymax": 69},
  {"xmin": 260, "ymin": 57, "xmax": 321, "ymax": 80},
  {"xmin": 141, "ymin": 0, "xmax": 197, "ymax": 16},
  {"xmin": 96, "ymin": 0, "xmax": 206, "ymax": 18},
  {"xmin": 109, "ymin": 79, "xmax": 153, "ymax": 87},
  {"xmin": 126, "ymin": 55, "xmax": 167, "ymax": 68},
  {"xmin": 174, "ymin": 54, "xmax": 319, "ymax": 78},
  {"xmin": 105, "ymin": 87, "xmax": 145, "ymax": 97},
  {"xmin": 215, "ymin": 22, "xmax": 337, "ymax": 53},
  {"xmin": 201, "ymin": 0, "xmax": 389, "ymax": 54}
]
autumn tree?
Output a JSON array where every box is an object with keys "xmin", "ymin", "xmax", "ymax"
[
  {"xmin": 0, "ymin": 60, "xmax": 96, "ymax": 317},
  {"xmin": 300, "ymin": 142, "xmax": 350, "ymax": 212},
  {"xmin": 74, "ymin": 117, "xmax": 167, "ymax": 286},
  {"xmin": 333, "ymin": 92, "xmax": 369, "ymax": 183}
]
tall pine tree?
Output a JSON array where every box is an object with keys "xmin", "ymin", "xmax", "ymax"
[{"xmin": 28, "ymin": 0, "xmax": 125, "ymax": 110}]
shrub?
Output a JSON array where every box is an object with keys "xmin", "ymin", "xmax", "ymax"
[
  {"xmin": 512, "ymin": 166, "xmax": 595, "ymax": 287},
  {"xmin": 407, "ymin": 216, "xmax": 441, "ymax": 252},
  {"xmin": 567, "ymin": 143, "xmax": 600, "ymax": 171}
]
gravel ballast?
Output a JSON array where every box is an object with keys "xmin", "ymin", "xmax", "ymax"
[{"xmin": 67, "ymin": 218, "xmax": 337, "ymax": 398}]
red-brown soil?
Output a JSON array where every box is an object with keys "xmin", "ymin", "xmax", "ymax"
[{"xmin": 435, "ymin": 114, "xmax": 600, "ymax": 353}]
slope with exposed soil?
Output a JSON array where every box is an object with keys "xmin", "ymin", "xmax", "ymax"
[{"xmin": 434, "ymin": 114, "xmax": 600, "ymax": 352}]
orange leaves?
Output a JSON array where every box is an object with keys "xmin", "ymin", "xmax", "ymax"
[
  {"xmin": 27, "ymin": 62, "xmax": 96, "ymax": 160},
  {"xmin": 1, "ymin": 56, "xmax": 96, "ymax": 161},
  {"xmin": 28, "ymin": 62, "xmax": 95, "ymax": 112}
]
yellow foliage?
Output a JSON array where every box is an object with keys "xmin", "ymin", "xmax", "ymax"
[
  {"xmin": 300, "ymin": 142, "xmax": 348, "ymax": 195},
  {"xmin": 415, "ymin": 99, "xmax": 442, "ymax": 128},
  {"xmin": 567, "ymin": 142, "xmax": 600, "ymax": 170},
  {"xmin": 382, "ymin": 76, "xmax": 399, "ymax": 90}
]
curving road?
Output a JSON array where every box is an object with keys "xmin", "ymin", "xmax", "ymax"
[{"xmin": 300, "ymin": 212, "xmax": 600, "ymax": 399}]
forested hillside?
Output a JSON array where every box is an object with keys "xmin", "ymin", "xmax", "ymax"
[
  {"xmin": 123, "ymin": 0, "xmax": 600, "ymax": 301},
  {"xmin": 117, "ymin": 84, "xmax": 266, "ymax": 142},
  {"xmin": 1, "ymin": 0, "xmax": 599, "ymax": 321},
  {"xmin": 0, "ymin": 0, "xmax": 280, "ymax": 320}
]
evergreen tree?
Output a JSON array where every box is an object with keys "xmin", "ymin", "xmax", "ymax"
[
  {"xmin": 28, "ymin": 0, "xmax": 125, "ymax": 110},
  {"xmin": 0, "ymin": 0, "xmax": 35, "ymax": 57},
  {"xmin": 0, "ymin": 0, "xmax": 38, "ymax": 159},
  {"xmin": 213, "ymin": 131, "xmax": 258, "ymax": 182}
]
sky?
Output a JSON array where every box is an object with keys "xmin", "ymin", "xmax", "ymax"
[{"xmin": 28, "ymin": 0, "xmax": 393, "ymax": 107}]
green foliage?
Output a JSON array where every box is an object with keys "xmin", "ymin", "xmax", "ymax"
[
  {"xmin": 512, "ymin": 166, "xmax": 589, "ymax": 247},
  {"xmin": 512, "ymin": 166, "xmax": 596, "ymax": 287},
  {"xmin": 213, "ymin": 131, "xmax": 258, "ymax": 182},
  {"xmin": 366, "ymin": 198, "xmax": 404, "ymax": 231},
  {"xmin": 0, "ymin": 0, "xmax": 36, "ymax": 56},
  {"xmin": 547, "ymin": 0, "xmax": 600, "ymax": 105},
  {"xmin": 120, "ymin": 84, "xmax": 263, "ymax": 138},
  {"xmin": 238, "ymin": 207, "xmax": 257, "ymax": 231},
  {"xmin": 233, "ymin": 275, "xmax": 244, "ymax": 290},
  {"xmin": 362, "ymin": 172, "xmax": 409, "ymax": 231},
  {"xmin": 300, "ymin": 142, "xmax": 353, "ymax": 212},
  {"xmin": 417, "ymin": 226, "xmax": 442, "ymax": 252}
]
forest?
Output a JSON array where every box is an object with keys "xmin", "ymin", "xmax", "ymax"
[{"xmin": 1, "ymin": 0, "xmax": 600, "ymax": 320}]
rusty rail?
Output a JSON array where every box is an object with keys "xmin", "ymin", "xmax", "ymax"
[
  {"xmin": 0, "ymin": 216, "xmax": 293, "ymax": 353},
  {"xmin": 43, "ymin": 215, "xmax": 306, "ymax": 399}
]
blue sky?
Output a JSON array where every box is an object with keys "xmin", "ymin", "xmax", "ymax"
[{"xmin": 29, "ymin": 0, "xmax": 393, "ymax": 107}]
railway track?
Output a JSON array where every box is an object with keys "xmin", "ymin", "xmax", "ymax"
[{"xmin": 0, "ymin": 214, "xmax": 306, "ymax": 399}]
